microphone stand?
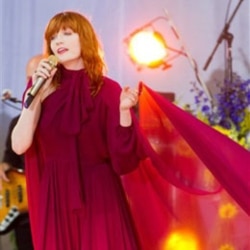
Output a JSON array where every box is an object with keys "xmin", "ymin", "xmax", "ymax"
[
  {"xmin": 1, "ymin": 100, "xmax": 22, "ymax": 111},
  {"xmin": 203, "ymin": 0, "xmax": 244, "ymax": 84},
  {"xmin": 224, "ymin": 31, "xmax": 234, "ymax": 84},
  {"xmin": 1, "ymin": 97, "xmax": 22, "ymax": 111},
  {"xmin": 4, "ymin": 97, "xmax": 22, "ymax": 104}
]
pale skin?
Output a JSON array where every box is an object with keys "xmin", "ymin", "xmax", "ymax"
[
  {"xmin": 11, "ymin": 28, "xmax": 140, "ymax": 156},
  {"xmin": 0, "ymin": 54, "xmax": 43, "ymax": 190}
]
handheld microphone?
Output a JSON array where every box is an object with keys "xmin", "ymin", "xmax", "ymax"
[{"xmin": 24, "ymin": 55, "xmax": 58, "ymax": 108}]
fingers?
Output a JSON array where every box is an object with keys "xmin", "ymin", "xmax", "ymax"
[
  {"xmin": 120, "ymin": 86, "xmax": 140, "ymax": 111},
  {"xmin": 124, "ymin": 86, "xmax": 140, "ymax": 96},
  {"xmin": 33, "ymin": 59, "xmax": 55, "ymax": 80},
  {"xmin": 0, "ymin": 175, "xmax": 10, "ymax": 183},
  {"xmin": 129, "ymin": 82, "xmax": 142, "ymax": 97},
  {"xmin": 0, "ymin": 170, "xmax": 10, "ymax": 182},
  {"xmin": 124, "ymin": 87, "xmax": 139, "ymax": 102},
  {"xmin": 0, "ymin": 172, "xmax": 9, "ymax": 191},
  {"xmin": 0, "ymin": 163, "xmax": 10, "ymax": 180}
]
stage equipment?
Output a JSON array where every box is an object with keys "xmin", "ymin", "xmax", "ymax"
[
  {"xmin": 203, "ymin": 0, "xmax": 245, "ymax": 83},
  {"xmin": 124, "ymin": 9, "xmax": 211, "ymax": 100}
]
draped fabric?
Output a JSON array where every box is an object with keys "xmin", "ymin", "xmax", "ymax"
[
  {"xmin": 138, "ymin": 83, "xmax": 250, "ymax": 215},
  {"xmin": 122, "ymin": 83, "xmax": 250, "ymax": 249}
]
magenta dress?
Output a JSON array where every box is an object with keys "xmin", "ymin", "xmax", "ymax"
[
  {"xmin": 25, "ymin": 67, "xmax": 147, "ymax": 250},
  {"xmin": 24, "ymin": 67, "xmax": 250, "ymax": 250}
]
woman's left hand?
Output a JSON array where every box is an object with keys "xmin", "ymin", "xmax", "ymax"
[{"xmin": 120, "ymin": 86, "xmax": 139, "ymax": 111}]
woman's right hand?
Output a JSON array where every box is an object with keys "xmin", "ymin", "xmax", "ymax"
[{"xmin": 31, "ymin": 58, "xmax": 57, "ymax": 94}]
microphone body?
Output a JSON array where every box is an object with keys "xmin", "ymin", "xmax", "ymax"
[
  {"xmin": 24, "ymin": 55, "xmax": 58, "ymax": 108},
  {"xmin": 24, "ymin": 77, "xmax": 46, "ymax": 108}
]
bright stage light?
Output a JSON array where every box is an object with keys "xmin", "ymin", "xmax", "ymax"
[
  {"xmin": 124, "ymin": 16, "xmax": 186, "ymax": 71},
  {"xmin": 127, "ymin": 30, "xmax": 168, "ymax": 68},
  {"xmin": 162, "ymin": 230, "xmax": 199, "ymax": 250},
  {"xmin": 124, "ymin": 12, "xmax": 212, "ymax": 100}
]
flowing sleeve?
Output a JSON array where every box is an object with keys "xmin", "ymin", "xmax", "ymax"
[
  {"xmin": 139, "ymin": 83, "xmax": 250, "ymax": 215},
  {"xmin": 120, "ymin": 83, "xmax": 249, "ymax": 250},
  {"xmin": 103, "ymin": 79, "xmax": 148, "ymax": 175}
]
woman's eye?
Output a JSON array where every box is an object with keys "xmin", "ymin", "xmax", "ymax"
[{"xmin": 50, "ymin": 34, "xmax": 57, "ymax": 40}]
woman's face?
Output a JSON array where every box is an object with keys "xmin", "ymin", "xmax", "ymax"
[{"xmin": 50, "ymin": 27, "xmax": 84, "ymax": 70}]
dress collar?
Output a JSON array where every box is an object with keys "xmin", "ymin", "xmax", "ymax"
[{"xmin": 59, "ymin": 65, "xmax": 94, "ymax": 135}]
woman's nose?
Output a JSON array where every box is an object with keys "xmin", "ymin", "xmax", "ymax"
[
  {"xmin": 55, "ymin": 39, "xmax": 63, "ymax": 45},
  {"xmin": 55, "ymin": 34, "xmax": 64, "ymax": 44}
]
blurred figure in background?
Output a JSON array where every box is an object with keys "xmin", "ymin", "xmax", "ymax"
[{"xmin": 0, "ymin": 54, "xmax": 43, "ymax": 250}]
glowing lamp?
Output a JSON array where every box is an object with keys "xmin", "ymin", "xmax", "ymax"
[
  {"xmin": 127, "ymin": 30, "xmax": 168, "ymax": 68},
  {"xmin": 124, "ymin": 13, "xmax": 212, "ymax": 100},
  {"xmin": 162, "ymin": 230, "xmax": 199, "ymax": 250}
]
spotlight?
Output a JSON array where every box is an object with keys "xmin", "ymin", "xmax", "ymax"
[
  {"xmin": 124, "ymin": 16, "xmax": 186, "ymax": 71},
  {"xmin": 162, "ymin": 230, "xmax": 199, "ymax": 250},
  {"xmin": 124, "ymin": 10, "xmax": 212, "ymax": 100},
  {"xmin": 127, "ymin": 30, "xmax": 168, "ymax": 69}
]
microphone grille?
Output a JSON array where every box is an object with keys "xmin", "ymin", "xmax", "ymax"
[{"xmin": 48, "ymin": 55, "xmax": 58, "ymax": 68}]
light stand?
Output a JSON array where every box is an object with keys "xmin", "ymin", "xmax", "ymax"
[
  {"xmin": 124, "ymin": 16, "xmax": 187, "ymax": 70},
  {"xmin": 203, "ymin": 0, "xmax": 245, "ymax": 84},
  {"xmin": 163, "ymin": 9, "xmax": 212, "ymax": 101}
]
